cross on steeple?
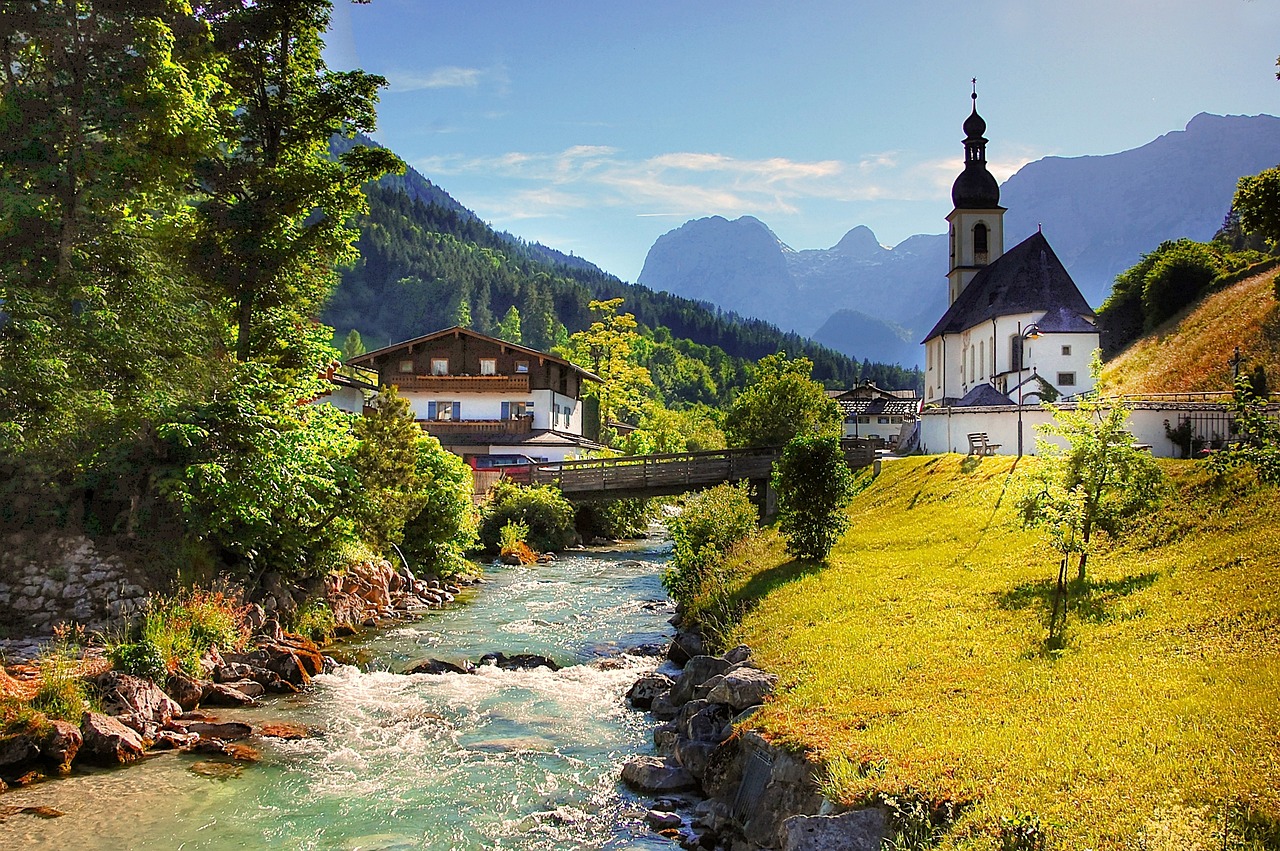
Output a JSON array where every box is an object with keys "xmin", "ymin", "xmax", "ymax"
[{"xmin": 971, "ymin": 78, "xmax": 977, "ymax": 101}]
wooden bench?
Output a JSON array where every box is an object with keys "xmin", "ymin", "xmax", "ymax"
[{"xmin": 967, "ymin": 432, "xmax": 1001, "ymax": 456}]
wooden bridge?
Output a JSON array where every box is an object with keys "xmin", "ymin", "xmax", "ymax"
[
  {"xmin": 528, "ymin": 442, "xmax": 876, "ymax": 500},
  {"xmin": 529, "ymin": 447, "xmax": 781, "ymax": 499}
]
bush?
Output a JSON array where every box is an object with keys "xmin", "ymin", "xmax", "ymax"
[
  {"xmin": 664, "ymin": 481, "xmax": 759, "ymax": 607},
  {"xmin": 479, "ymin": 481, "xmax": 576, "ymax": 553},
  {"xmin": 774, "ymin": 435, "xmax": 856, "ymax": 561},
  {"xmin": 399, "ymin": 435, "xmax": 478, "ymax": 578},
  {"xmin": 109, "ymin": 640, "xmax": 168, "ymax": 682},
  {"xmin": 31, "ymin": 632, "xmax": 94, "ymax": 722},
  {"xmin": 575, "ymin": 497, "xmax": 655, "ymax": 540},
  {"xmin": 292, "ymin": 600, "xmax": 336, "ymax": 645},
  {"xmin": 137, "ymin": 587, "xmax": 249, "ymax": 677},
  {"xmin": 1141, "ymin": 242, "xmax": 1220, "ymax": 328}
]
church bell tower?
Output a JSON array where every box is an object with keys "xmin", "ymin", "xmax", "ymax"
[{"xmin": 946, "ymin": 83, "xmax": 1005, "ymax": 304}]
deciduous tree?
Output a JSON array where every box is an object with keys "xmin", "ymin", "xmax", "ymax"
[{"xmin": 724, "ymin": 353, "xmax": 842, "ymax": 448}]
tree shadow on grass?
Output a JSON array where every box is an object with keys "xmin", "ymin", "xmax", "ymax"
[
  {"xmin": 996, "ymin": 571, "xmax": 1160, "ymax": 624},
  {"xmin": 732, "ymin": 558, "xmax": 826, "ymax": 607}
]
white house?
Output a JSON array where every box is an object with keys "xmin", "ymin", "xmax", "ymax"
[{"xmin": 348, "ymin": 326, "xmax": 605, "ymax": 463}]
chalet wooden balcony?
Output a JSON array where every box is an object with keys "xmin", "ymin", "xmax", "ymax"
[
  {"xmin": 389, "ymin": 374, "xmax": 531, "ymax": 394},
  {"xmin": 416, "ymin": 416, "xmax": 534, "ymax": 436}
]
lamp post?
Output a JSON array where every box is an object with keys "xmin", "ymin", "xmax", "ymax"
[{"xmin": 1015, "ymin": 323, "xmax": 1042, "ymax": 457}]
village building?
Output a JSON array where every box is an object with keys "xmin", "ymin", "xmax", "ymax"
[
  {"xmin": 347, "ymin": 326, "xmax": 605, "ymax": 462},
  {"xmin": 833, "ymin": 381, "xmax": 919, "ymax": 446},
  {"xmin": 921, "ymin": 91, "xmax": 1099, "ymax": 407}
]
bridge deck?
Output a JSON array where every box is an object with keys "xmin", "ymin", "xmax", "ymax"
[{"xmin": 529, "ymin": 447, "xmax": 783, "ymax": 499}]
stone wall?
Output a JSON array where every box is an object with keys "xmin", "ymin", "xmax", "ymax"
[{"xmin": 0, "ymin": 533, "xmax": 150, "ymax": 637}]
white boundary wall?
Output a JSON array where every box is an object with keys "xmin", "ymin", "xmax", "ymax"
[{"xmin": 919, "ymin": 402, "xmax": 1273, "ymax": 458}]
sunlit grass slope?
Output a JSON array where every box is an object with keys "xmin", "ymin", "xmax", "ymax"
[
  {"xmin": 1103, "ymin": 269, "xmax": 1280, "ymax": 395},
  {"xmin": 728, "ymin": 455, "xmax": 1280, "ymax": 849}
]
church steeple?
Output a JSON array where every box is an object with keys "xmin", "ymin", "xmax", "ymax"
[{"xmin": 946, "ymin": 81, "xmax": 1005, "ymax": 304}]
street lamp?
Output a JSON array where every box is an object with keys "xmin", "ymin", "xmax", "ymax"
[{"xmin": 1015, "ymin": 323, "xmax": 1042, "ymax": 457}]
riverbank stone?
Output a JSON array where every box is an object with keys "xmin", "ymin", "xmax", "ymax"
[
  {"xmin": 781, "ymin": 809, "xmax": 887, "ymax": 851},
  {"xmin": 621, "ymin": 755, "xmax": 698, "ymax": 793},
  {"xmin": 41, "ymin": 721, "xmax": 81, "ymax": 774},
  {"xmin": 79, "ymin": 712, "xmax": 145, "ymax": 765},
  {"xmin": 669, "ymin": 656, "xmax": 731, "ymax": 706},
  {"xmin": 95, "ymin": 670, "xmax": 181, "ymax": 737},
  {"xmin": 627, "ymin": 672, "xmax": 675, "ymax": 709},
  {"xmin": 704, "ymin": 667, "xmax": 778, "ymax": 711}
]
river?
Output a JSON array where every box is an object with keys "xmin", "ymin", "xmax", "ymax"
[{"xmin": 0, "ymin": 538, "xmax": 677, "ymax": 850}]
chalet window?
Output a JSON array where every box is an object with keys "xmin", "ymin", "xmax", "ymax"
[
  {"xmin": 1011, "ymin": 335, "xmax": 1023, "ymax": 372},
  {"xmin": 480, "ymin": 358, "xmax": 497, "ymax": 376},
  {"xmin": 1057, "ymin": 372, "xmax": 1076, "ymax": 387},
  {"xmin": 431, "ymin": 358, "xmax": 449, "ymax": 376},
  {"xmin": 878, "ymin": 417, "xmax": 890, "ymax": 424},
  {"xmin": 501, "ymin": 401, "xmax": 531, "ymax": 419},
  {"xmin": 978, "ymin": 340, "xmax": 985, "ymax": 378},
  {"xmin": 1061, "ymin": 345, "xmax": 1072, "ymax": 356},
  {"xmin": 399, "ymin": 359, "xmax": 414, "ymax": 374},
  {"xmin": 427, "ymin": 401, "xmax": 459, "ymax": 420},
  {"xmin": 515, "ymin": 361, "xmax": 529, "ymax": 374}
]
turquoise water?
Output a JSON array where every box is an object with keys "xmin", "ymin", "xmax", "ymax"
[{"xmin": 0, "ymin": 539, "xmax": 676, "ymax": 850}]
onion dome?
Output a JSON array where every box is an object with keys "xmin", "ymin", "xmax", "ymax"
[{"xmin": 951, "ymin": 90, "xmax": 1000, "ymax": 209}]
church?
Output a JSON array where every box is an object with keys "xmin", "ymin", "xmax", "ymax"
[{"xmin": 922, "ymin": 91, "xmax": 1099, "ymax": 407}]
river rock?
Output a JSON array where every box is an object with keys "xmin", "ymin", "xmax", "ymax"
[
  {"xmin": 667, "ymin": 631, "xmax": 704, "ymax": 666},
  {"xmin": 174, "ymin": 720, "xmax": 252, "ymax": 741},
  {"xmin": 0, "ymin": 732, "xmax": 41, "ymax": 771},
  {"xmin": 646, "ymin": 810, "xmax": 683, "ymax": 830},
  {"xmin": 258, "ymin": 722, "xmax": 313, "ymax": 740},
  {"xmin": 669, "ymin": 656, "xmax": 731, "ymax": 706},
  {"xmin": 78, "ymin": 712, "xmax": 145, "ymax": 765},
  {"xmin": 620, "ymin": 755, "xmax": 698, "ymax": 793},
  {"xmin": 40, "ymin": 721, "xmax": 81, "ymax": 774},
  {"xmin": 705, "ymin": 667, "xmax": 778, "ymax": 711},
  {"xmin": 781, "ymin": 809, "xmax": 887, "ymax": 851},
  {"xmin": 678, "ymin": 701, "xmax": 735, "ymax": 743},
  {"xmin": 650, "ymin": 691, "xmax": 680, "ymax": 721},
  {"xmin": 94, "ymin": 670, "xmax": 181, "ymax": 737},
  {"xmin": 480, "ymin": 652, "xmax": 561, "ymax": 672},
  {"xmin": 723, "ymin": 644, "xmax": 752, "ymax": 665},
  {"xmin": 653, "ymin": 723, "xmax": 680, "ymax": 757},
  {"xmin": 166, "ymin": 672, "xmax": 206, "ymax": 711},
  {"xmin": 151, "ymin": 730, "xmax": 198, "ymax": 750},
  {"xmin": 674, "ymin": 737, "xmax": 718, "ymax": 780},
  {"xmin": 627, "ymin": 672, "xmax": 675, "ymax": 709},
  {"xmin": 201, "ymin": 681, "xmax": 259, "ymax": 707},
  {"xmin": 405, "ymin": 658, "xmax": 475, "ymax": 676}
]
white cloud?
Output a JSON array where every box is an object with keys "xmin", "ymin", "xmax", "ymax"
[
  {"xmin": 388, "ymin": 66, "xmax": 485, "ymax": 92},
  {"xmin": 414, "ymin": 142, "xmax": 1050, "ymax": 223}
]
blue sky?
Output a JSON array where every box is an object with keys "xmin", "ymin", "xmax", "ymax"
[{"xmin": 326, "ymin": 0, "xmax": 1280, "ymax": 281}]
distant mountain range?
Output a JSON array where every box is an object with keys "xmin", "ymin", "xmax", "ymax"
[{"xmin": 636, "ymin": 113, "xmax": 1280, "ymax": 367}]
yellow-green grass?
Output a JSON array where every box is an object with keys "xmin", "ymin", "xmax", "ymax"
[
  {"xmin": 722, "ymin": 455, "xmax": 1280, "ymax": 849},
  {"xmin": 1103, "ymin": 268, "xmax": 1280, "ymax": 395}
]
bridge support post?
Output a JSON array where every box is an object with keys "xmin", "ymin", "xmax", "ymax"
[{"xmin": 750, "ymin": 478, "xmax": 778, "ymax": 522}]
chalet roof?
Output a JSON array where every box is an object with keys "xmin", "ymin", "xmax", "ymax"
[
  {"xmin": 838, "ymin": 398, "xmax": 919, "ymax": 418},
  {"xmin": 922, "ymin": 232, "xmax": 1095, "ymax": 342},
  {"xmin": 835, "ymin": 381, "xmax": 920, "ymax": 402},
  {"xmin": 349, "ymin": 326, "xmax": 602, "ymax": 382},
  {"xmin": 435, "ymin": 429, "xmax": 606, "ymax": 450},
  {"xmin": 955, "ymin": 384, "xmax": 1014, "ymax": 407}
]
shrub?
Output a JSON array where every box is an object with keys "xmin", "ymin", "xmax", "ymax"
[
  {"xmin": 479, "ymin": 481, "xmax": 575, "ymax": 553},
  {"xmin": 292, "ymin": 600, "xmax": 336, "ymax": 645},
  {"xmin": 109, "ymin": 640, "xmax": 168, "ymax": 682},
  {"xmin": 1141, "ymin": 242, "xmax": 1220, "ymax": 328},
  {"xmin": 31, "ymin": 632, "xmax": 93, "ymax": 722},
  {"xmin": 664, "ymin": 481, "xmax": 759, "ymax": 607},
  {"xmin": 137, "ymin": 587, "xmax": 249, "ymax": 677},
  {"xmin": 773, "ymin": 435, "xmax": 856, "ymax": 561},
  {"xmin": 574, "ymin": 497, "xmax": 655, "ymax": 540},
  {"xmin": 399, "ymin": 435, "xmax": 478, "ymax": 578}
]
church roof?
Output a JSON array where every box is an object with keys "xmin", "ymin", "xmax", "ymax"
[
  {"xmin": 922, "ymin": 231, "xmax": 1095, "ymax": 342},
  {"xmin": 955, "ymin": 384, "xmax": 1014, "ymax": 407}
]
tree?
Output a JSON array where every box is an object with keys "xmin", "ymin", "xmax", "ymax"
[
  {"xmin": 495, "ymin": 304, "xmax": 523, "ymax": 344},
  {"xmin": 187, "ymin": 0, "xmax": 402, "ymax": 363},
  {"xmin": 724, "ymin": 353, "xmax": 842, "ymax": 448},
  {"xmin": 773, "ymin": 435, "xmax": 856, "ymax": 562},
  {"xmin": 1018, "ymin": 354, "xmax": 1164, "ymax": 641},
  {"xmin": 558, "ymin": 298, "xmax": 656, "ymax": 442},
  {"xmin": 1233, "ymin": 166, "xmax": 1280, "ymax": 247},
  {"xmin": 1208, "ymin": 374, "xmax": 1280, "ymax": 485},
  {"xmin": 342, "ymin": 329, "xmax": 366, "ymax": 361}
]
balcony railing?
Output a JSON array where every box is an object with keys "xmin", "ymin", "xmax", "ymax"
[
  {"xmin": 389, "ymin": 374, "xmax": 531, "ymax": 394},
  {"xmin": 416, "ymin": 416, "xmax": 534, "ymax": 436}
]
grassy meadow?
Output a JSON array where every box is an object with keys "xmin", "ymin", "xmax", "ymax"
[{"xmin": 719, "ymin": 455, "xmax": 1279, "ymax": 849}]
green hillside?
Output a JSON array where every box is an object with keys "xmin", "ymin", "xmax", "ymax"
[{"xmin": 716, "ymin": 456, "xmax": 1279, "ymax": 849}]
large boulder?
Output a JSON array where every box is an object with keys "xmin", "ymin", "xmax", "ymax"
[
  {"xmin": 78, "ymin": 712, "xmax": 145, "ymax": 765},
  {"xmin": 626, "ymin": 672, "xmax": 675, "ymax": 710},
  {"xmin": 166, "ymin": 672, "xmax": 206, "ymax": 712},
  {"xmin": 95, "ymin": 670, "xmax": 181, "ymax": 737},
  {"xmin": 705, "ymin": 666, "xmax": 779, "ymax": 711},
  {"xmin": 0, "ymin": 731, "xmax": 41, "ymax": 772},
  {"xmin": 669, "ymin": 656, "xmax": 731, "ymax": 706},
  {"xmin": 667, "ymin": 630, "xmax": 704, "ymax": 666},
  {"xmin": 782, "ymin": 809, "xmax": 888, "ymax": 851},
  {"xmin": 620, "ymin": 755, "xmax": 698, "ymax": 793},
  {"xmin": 40, "ymin": 720, "xmax": 82, "ymax": 774},
  {"xmin": 172, "ymin": 720, "xmax": 252, "ymax": 741},
  {"xmin": 405, "ymin": 658, "xmax": 475, "ymax": 676},
  {"xmin": 200, "ymin": 681, "xmax": 258, "ymax": 707}
]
